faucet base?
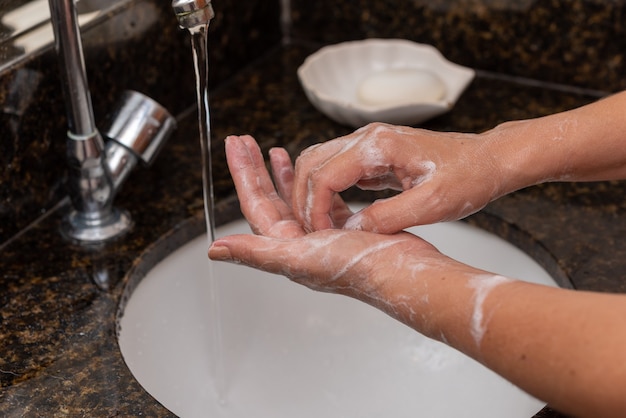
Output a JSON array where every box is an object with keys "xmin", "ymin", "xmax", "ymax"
[{"xmin": 61, "ymin": 208, "xmax": 132, "ymax": 243}]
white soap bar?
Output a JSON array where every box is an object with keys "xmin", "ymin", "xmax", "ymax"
[{"xmin": 357, "ymin": 68, "xmax": 446, "ymax": 107}]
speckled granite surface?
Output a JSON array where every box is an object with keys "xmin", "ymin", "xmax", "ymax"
[
  {"xmin": 2, "ymin": 0, "xmax": 626, "ymax": 416},
  {"xmin": 2, "ymin": 41, "xmax": 624, "ymax": 417},
  {"xmin": 290, "ymin": 0, "xmax": 626, "ymax": 93}
]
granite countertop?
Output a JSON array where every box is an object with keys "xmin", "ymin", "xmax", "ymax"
[{"xmin": 1, "ymin": 42, "xmax": 624, "ymax": 417}]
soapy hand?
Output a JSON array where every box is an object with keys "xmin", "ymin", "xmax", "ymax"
[
  {"xmin": 221, "ymin": 135, "xmax": 353, "ymax": 240},
  {"xmin": 208, "ymin": 135, "xmax": 461, "ymax": 319},
  {"xmin": 292, "ymin": 122, "xmax": 503, "ymax": 233}
]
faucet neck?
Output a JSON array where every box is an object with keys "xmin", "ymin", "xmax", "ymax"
[{"xmin": 49, "ymin": 0, "xmax": 98, "ymax": 137}]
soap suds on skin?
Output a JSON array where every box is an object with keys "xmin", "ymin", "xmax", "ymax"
[
  {"xmin": 552, "ymin": 118, "xmax": 578, "ymax": 142},
  {"xmin": 302, "ymin": 131, "xmax": 369, "ymax": 229},
  {"xmin": 304, "ymin": 177, "xmax": 316, "ymax": 230},
  {"xmin": 344, "ymin": 165, "xmax": 439, "ymax": 232},
  {"xmin": 408, "ymin": 160, "xmax": 437, "ymax": 188},
  {"xmin": 251, "ymin": 232, "xmax": 401, "ymax": 285},
  {"xmin": 467, "ymin": 274, "xmax": 512, "ymax": 348},
  {"xmin": 250, "ymin": 232, "xmax": 420, "ymax": 321},
  {"xmin": 344, "ymin": 211, "xmax": 365, "ymax": 231},
  {"xmin": 302, "ymin": 123, "xmax": 439, "ymax": 231}
]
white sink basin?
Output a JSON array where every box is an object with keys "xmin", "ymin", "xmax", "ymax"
[{"xmin": 119, "ymin": 208, "xmax": 557, "ymax": 418}]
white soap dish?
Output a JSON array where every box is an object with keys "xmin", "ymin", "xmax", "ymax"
[{"xmin": 297, "ymin": 39, "xmax": 475, "ymax": 128}]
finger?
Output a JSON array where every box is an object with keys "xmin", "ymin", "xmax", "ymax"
[
  {"xmin": 292, "ymin": 142, "xmax": 343, "ymax": 231},
  {"xmin": 225, "ymin": 135, "xmax": 299, "ymax": 236},
  {"xmin": 301, "ymin": 147, "xmax": 388, "ymax": 231},
  {"xmin": 208, "ymin": 231, "xmax": 365, "ymax": 282},
  {"xmin": 343, "ymin": 185, "xmax": 450, "ymax": 233},
  {"xmin": 293, "ymin": 135, "xmax": 373, "ymax": 231},
  {"xmin": 271, "ymin": 146, "xmax": 355, "ymax": 228},
  {"xmin": 231, "ymin": 135, "xmax": 277, "ymax": 198},
  {"xmin": 269, "ymin": 147, "xmax": 295, "ymax": 204},
  {"xmin": 208, "ymin": 233, "xmax": 340, "ymax": 281},
  {"xmin": 329, "ymin": 194, "xmax": 354, "ymax": 228}
]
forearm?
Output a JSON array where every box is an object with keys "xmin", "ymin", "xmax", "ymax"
[
  {"xmin": 478, "ymin": 284, "xmax": 626, "ymax": 418},
  {"xmin": 383, "ymin": 266, "xmax": 626, "ymax": 418},
  {"xmin": 481, "ymin": 90, "xmax": 626, "ymax": 195}
]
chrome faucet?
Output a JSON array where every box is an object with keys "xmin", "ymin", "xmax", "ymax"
[{"xmin": 48, "ymin": 0, "xmax": 176, "ymax": 243}]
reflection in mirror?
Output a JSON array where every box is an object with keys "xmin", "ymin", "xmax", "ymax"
[
  {"xmin": 0, "ymin": 0, "xmax": 132, "ymax": 74},
  {"xmin": 0, "ymin": 0, "xmax": 49, "ymax": 41}
]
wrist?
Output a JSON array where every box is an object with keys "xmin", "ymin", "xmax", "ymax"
[{"xmin": 478, "ymin": 118, "xmax": 561, "ymax": 196}]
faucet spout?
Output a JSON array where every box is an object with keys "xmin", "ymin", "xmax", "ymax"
[
  {"xmin": 172, "ymin": 0, "xmax": 214, "ymax": 29},
  {"xmin": 49, "ymin": 0, "xmax": 176, "ymax": 243}
]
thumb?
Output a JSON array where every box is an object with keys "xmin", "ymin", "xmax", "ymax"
[
  {"xmin": 344, "ymin": 193, "xmax": 432, "ymax": 234},
  {"xmin": 210, "ymin": 234, "xmax": 279, "ymax": 266},
  {"xmin": 209, "ymin": 234, "xmax": 311, "ymax": 280}
]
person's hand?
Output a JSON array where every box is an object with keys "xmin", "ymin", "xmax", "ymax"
[
  {"xmin": 208, "ymin": 135, "xmax": 467, "ymax": 324},
  {"xmin": 292, "ymin": 122, "xmax": 503, "ymax": 233},
  {"xmin": 224, "ymin": 135, "xmax": 353, "ymax": 240}
]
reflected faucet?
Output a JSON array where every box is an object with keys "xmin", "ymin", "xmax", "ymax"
[{"xmin": 48, "ymin": 0, "xmax": 176, "ymax": 243}]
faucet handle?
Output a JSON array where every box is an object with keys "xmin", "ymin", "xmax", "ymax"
[{"xmin": 101, "ymin": 90, "xmax": 177, "ymax": 191}]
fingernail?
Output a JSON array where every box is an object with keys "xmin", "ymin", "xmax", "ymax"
[
  {"xmin": 208, "ymin": 241, "xmax": 232, "ymax": 260},
  {"xmin": 344, "ymin": 213, "xmax": 363, "ymax": 231}
]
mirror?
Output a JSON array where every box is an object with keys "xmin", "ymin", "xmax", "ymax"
[{"xmin": 0, "ymin": 0, "xmax": 131, "ymax": 73}]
